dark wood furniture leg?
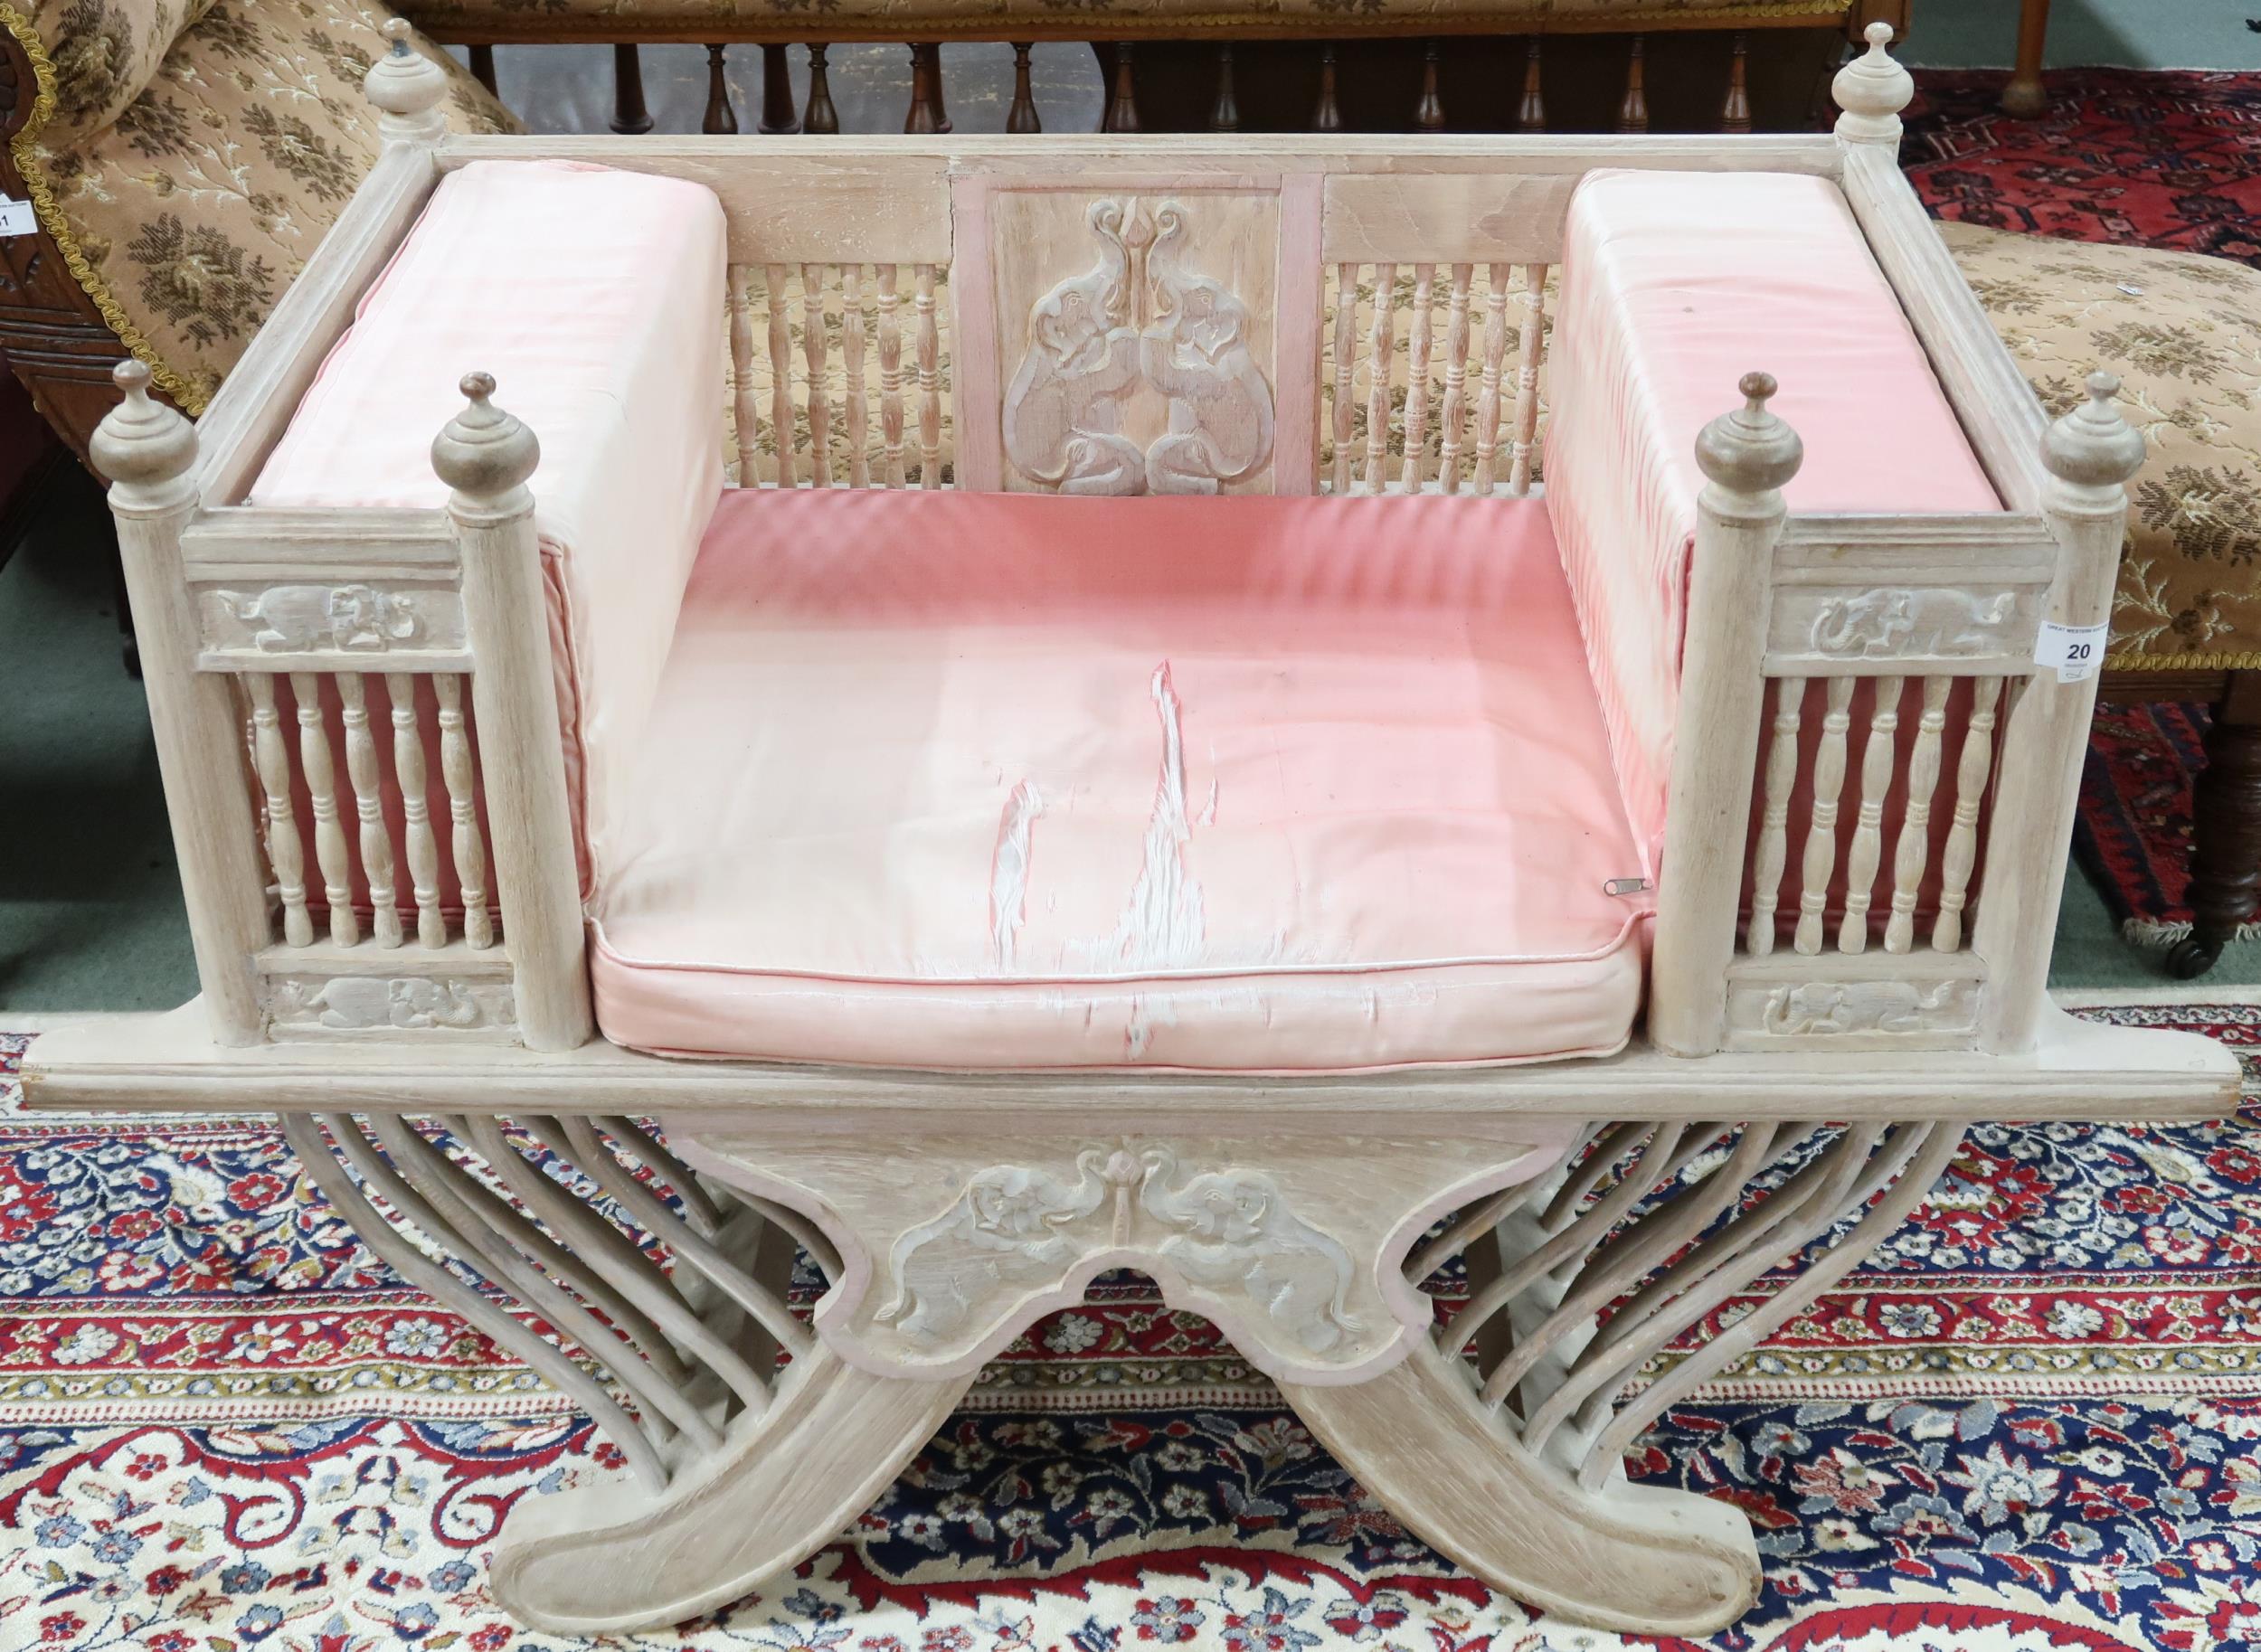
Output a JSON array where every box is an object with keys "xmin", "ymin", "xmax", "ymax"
[
  {"xmin": 610, "ymin": 44, "xmax": 654, "ymax": 134},
  {"xmin": 2169, "ymin": 669, "xmax": 2261, "ymax": 978},
  {"xmin": 2003, "ymin": 0, "xmax": 2049, "ymax": 117},
  {"xmin": 758, "ymin": 43, "xmax": 799, "ymax": 134}
]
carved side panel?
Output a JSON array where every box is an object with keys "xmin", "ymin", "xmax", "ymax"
[
  {"xmin": 989, "ymin": 188, "xmax": 1281, "ymax": 496},
  {"xmin": 266, "ymin": 973, "xmax": 517, "ymax": 1040},
  {"xmin": 667, "ymin": 1125, "xmax": 1580, "ymax": 1385},
  {"xmin": 1766, "ymin": 584, "xmax": 2040, "ymax": 670},
  {"xmin": 1725, "ymin": 976, "xmax": 1979, "ymax": 1050},
  {"xmin": 197, "ymin": 581, "xmax": 467, "ymax": 663}
]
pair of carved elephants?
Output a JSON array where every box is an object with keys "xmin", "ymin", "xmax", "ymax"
[{"xmin": 1002, "ymin": 200, "xmax": 1276, "ymax": 496}]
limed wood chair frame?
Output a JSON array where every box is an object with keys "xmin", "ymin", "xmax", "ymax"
[{"xmin": 24, "ymin": 26, "xmax": 2237, "ymax": 1639}]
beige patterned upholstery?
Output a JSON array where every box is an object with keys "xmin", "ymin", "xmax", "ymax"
[
  {"xmin": 1939, "ymin": 222, "xmax": 2261, "ymax": 670},
  {"xmin": 7, "ymin": 0, "xmax": 516, "ymax": 414}
]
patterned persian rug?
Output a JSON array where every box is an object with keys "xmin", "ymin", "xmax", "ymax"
[
  {"xmin": 4, "ymin": 1011, "xmax": 2261, "ymax": 1652},
  {"xmin": 1904, "ymin": 71, "xmax": 2261, "ymax": 266}
]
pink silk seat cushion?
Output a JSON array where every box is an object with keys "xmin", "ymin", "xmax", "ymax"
[
  {"xmin": 1544, "ymin": 170, "xmax": 2002, "ymax": 879},
  {"xmin": 591, "ymin": 490, "xmax": 1651, "ymax": 1072},
  {"xmin": 249, "ymin": 159, "xmax": 727, "ymax": 902}
]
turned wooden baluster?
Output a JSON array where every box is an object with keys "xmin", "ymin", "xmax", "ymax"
[
  {"xmin": 1507, "ymin": 264, "xmax": 1547, "ymax": 497},
  {"xmin": 1330, "ymin": 263, "xmax": 1358, "ymax": 495},
  {"xmin": 805, "ymin": 45, "xmax": 840, "ymax": 136},
  {"xmin": 729, "ymin": 267, "xmax": 760, "ymax": 484},
  {"xmin": 1722, "ymin": 33, "xmax": 1753, "ymax": 133},
  {"xmin": 905, "ymin": 45, "xmax": 942, "ymax": 135},
  {"xmin": 1518, "ymin": 38, "xmax": 1546, "ymax": 132},
  {"xmin": 1312, "ymin": 45, "xmax": 1344, "ymax": 131},
  {"xmin": 1437, "ymin": 265, "xmax": 1472, "ymax": 494},
  {"xmin": 801, "ymin": 264, "xmax": 831, "ymax": 488},
  {"xmin": 767, "ymin": 264, "xmax": 795, "ymax": 487},
  {"xmin": 1935, "ymin": 675, "xmax": 2002, "ymax": 951},
  {"xmin": 703, "ymin": 45, "xmax": 738, "ymax": 136},
  {"xmin": 1886, "ymin": 676, "xmax": 1952, "ymax": 953},
  {"xmin": 1838, "ymin": 675, "xmax": 1904, "ymax": 953},
  {"xmin": 290, "ymin": 672, "xmax": 358, "ymax": 948},
  {"xmin": 1472, "ymin": 265, "xmax": 1507, "ymax": 494},
  {"xmin": 758, "ymin": 43, "xmax": 799, "ymax": 134},
  {"xmin": 1008, "ymin": 43, "xmax": 1041, "ymax": 133},
  {"xmin": 1400, "ymin": 265, "xmax": 1434, "ymax": 494},
  {"xmin": 610, "ymin": 45, "xmax": 652, "ymax": 134},
  {"xmin": 1362, "ymin": 263, "xmax": 1395, "ymax": 495},
  {"xmin": 1211, "ymin": 45, "xmax": 1240, "ymax": 132},
  {"xmin": 433, "ymin": 672, "xmax": 493, "ymax": 951},
  {"xmin": 1794, "ymin": 675, "xmax": 1856, "ymax": 955},
  {"xmin": 336, "ymin": 674, "xmax": 402, "ymax": 949},
  {"xmin": 878, "ymin": 265, "xmax": 906, "ymax": 488},
  {"xmin": 1415, "ymin": 41, "xmax": 1445, "ymax": 131},
  {"xmin": 386, "ymin": 673, "xmax": 445, "ymax": 949},
  {"xmin": 1746, "ymin": 675, "xmax": 1803, "ymax": 956},
  {"xmin": 1104, "ymin": 43, "xmax": 1140, "ymax": 132},
  {"xmin": 1618, "ymin": 35, "xmax": 1649, "ymax": 134},
  {"xmin": 915, "ymin": 265, "xmax": 942, "ymax": 487},
  {"xmin": 246, "ymin": 672, "xmax": 313, "ymax": 948},
  {"xmin": 468, "ymin": 44, "xmax": 497, "ymax": 95},
  {"xmin": 843, "ymin": 263, "xmax": 870, "ymax": 488}
]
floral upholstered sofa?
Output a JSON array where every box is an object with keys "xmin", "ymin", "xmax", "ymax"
[{"xmin": 0, "ymin": 0, "xmax": 512, "ymax": 450}]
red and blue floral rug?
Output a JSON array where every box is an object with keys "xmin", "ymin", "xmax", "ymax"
[{"xmin": 4, "ymin": 1011, "xmax": 2260, "ymax": 1652}]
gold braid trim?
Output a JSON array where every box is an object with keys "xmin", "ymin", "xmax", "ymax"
[
  {"xmin": 2105, "ymin": 649, "xmax": 2261, "ymax": 673},
  {"xmin": 3, "ymin": 3, "xmax": 210, "ymax": 414}
]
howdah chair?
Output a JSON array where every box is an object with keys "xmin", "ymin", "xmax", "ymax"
[{"xmin": 24, "ymin": 24, "xmax": 2237, "ymax": 1639}]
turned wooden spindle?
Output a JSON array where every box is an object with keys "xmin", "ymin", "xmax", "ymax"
[
  {"xmin": 757, "ymin": 43, "xmax": 799, "ymax": 134},
  {"xmin": 336, "ymin": 673, "xmax": 403, "ymax": 949},
  {"xmin": 728, "ymin": 267, "xmax": 760, "ymax": 483},
  {"xmin": 843, "ymin": 263, "xmax": 870, "ymax": 487},
  {"xmin": 1329, "ymin": 263, "xmax": 1357, "ymax": 495},
  {"xmin": 1885, "ymin": 676, "xmax": 1952, "ymax": 953},
  {"xmin": 364, "ymin": 18, "xmax": 448, "ymax": 146},
  {"xmin": 1934, "ymin": 675, "xmax": 2001, "ymax": 952},
  {"xmin": 1362, "ymin": 263, "xmax": 1395, "ymax": 494},
  {"xmin": 1311, "ymin": 45, "xmax": 1344, "ymax": 132},
  {"xmin": 287, "ymin": 671, "xmax": 357, "ymax": 948},
  {"xmin": 1838, "ymin": 675, "xmax": 1904, "ymax": 953},
  {"xmin": 610, "ymin": 45, "xmax": 653, "ymax": 135},
  {"xmin": 702, "ymin": 45, "xmax": 739, "ymax": 135},
  {"xmin": 1104, "ymin": 43, "xmax": 1140, "ymax": 132},
  {"xmin": 245, "ymin": 673, "xmax": 313, "ymax": 949},
  {"xmin": 1472, "ymin": 266, "xmax": 1507, "ymax": 494},
  {"xmin": 385, "ymin": 673, "xmax": 446, "ymax": 949},
  {"xmin": 1415, "ymin": 41, "xmax": 1445, "ymax": 132},
  {"xmin": 1210, "ymin": 44, "xmax": 1241, "ymax": 132},
  {"xmin": 1617, "ymin": 35, "xmax": 1649, "ymax": 134},
  {"xmin": 1007, "ymin": 43, "xmax": 1041, "ymax": 133},
  {"xmin": 1721, "ymin": 33, "xmax": 1752, "ymax": 134},
  {"xmin": 801, "ymin": 264, "xmax": 831, "ymax": 487},
  {"xmin": 805, "ymin": 45, "xmax": 840, "ymax": 136},
  {"xmin": 1401, "ymin": 264, "xmax": 1435, "ymax": 493},
  {"xmin": 904, "ymin": 44, "xmax": 942, "ymax": 135},
  {"xmin": 914, "ymin": 265, "xmax": 942, "ymax": 487},
  {"xmin": 1437, "ymin": 265, "xmax": 1472, "ymax": 493},
  {"xmin": 1518, "ymin": 37, "xmax": 1546, "ymax": 133},
  {"xmin": 1506, "ymin": 264, "xmax": 1547, "ymax": 497},
  {"xmin": 766, "ymin": 265, "xmax": 795, "ymax": 487},
  {"xmin": 877, "ymin": 265, "xmax": 906, "ymax": 488},
  {"xmin": 1746, "ymin": 676, "xmax": 1803, "ymax": 956},
  {"xmin": 1796, "ymin": 676, "xmax": 1855, "ymax": 956},
  {"xmin": 432, "ymin": 674, "xmax": 492, "ymax": 953}
]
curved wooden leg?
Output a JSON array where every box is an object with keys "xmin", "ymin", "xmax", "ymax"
[
  {"xmin": 2002, "ymin": 0, "xmax": 2051, "ymax": 117},
  {"xmin": 494, "ymin": 1344, "xmax": 970, "ymax": 1636},
  {"xmin": 1282, "ymin": 1335, "xmax": 1758, "ymax": 1638}
]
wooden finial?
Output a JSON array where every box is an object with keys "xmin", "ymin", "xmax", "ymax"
[
  {"xmin": 90, "ymin": 360, "xmax": 197, "ymax": 497},
  {"xmin": 432, "ymin": 372, "xmax": 540, "ymax": 505},
  {"xmin": 1695, "ymin": 372, "xmax": 1803, "ymax": 500},
  {"xmin": 1833, "ymin": 22, "xmax": 1913, "ymax": 146},
  {"xmin": 365, "ymin": 17, "xmax": 449, "ymax": 146},
  {"xmin": 2041, "ymin": 370, "xmax": 2147, "ymax": 505}
]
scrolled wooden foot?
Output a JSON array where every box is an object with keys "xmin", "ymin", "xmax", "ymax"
[
  {"xmin": 493, "ymin": 1344, "xmax": 970, "ymax": 1635},
  {"xmin": 1282, "ymin": 1336, "xmax": 1758, "ymax": 1638}
]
